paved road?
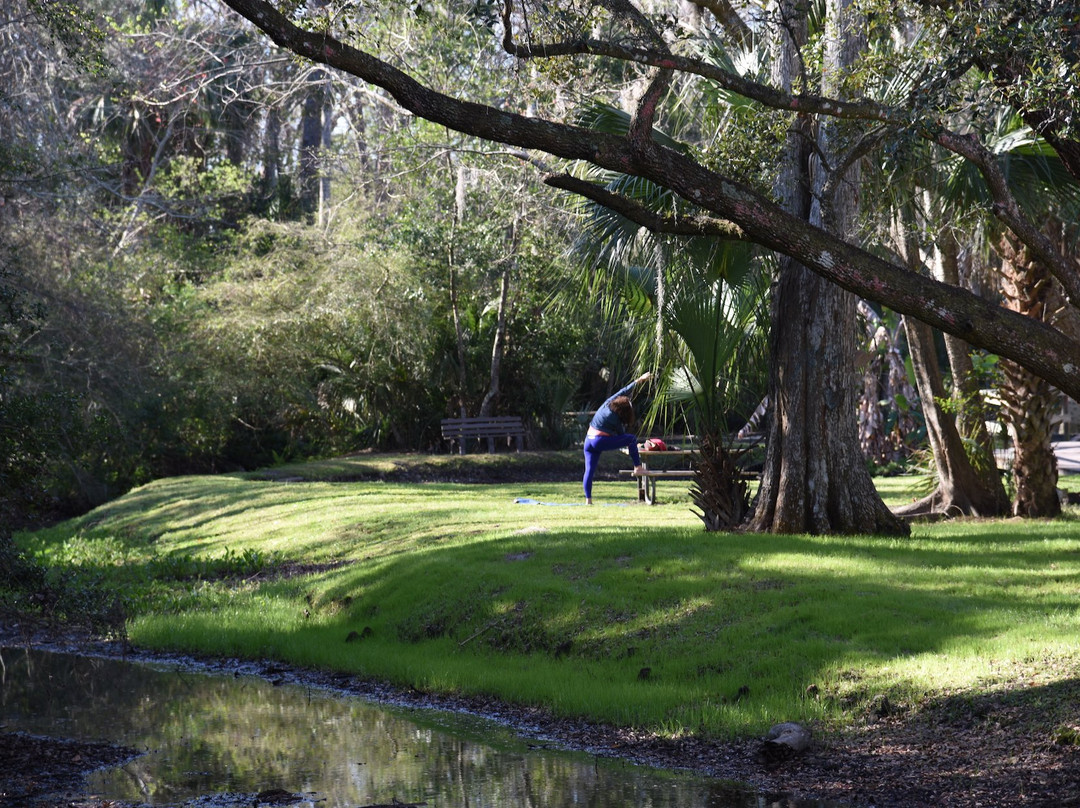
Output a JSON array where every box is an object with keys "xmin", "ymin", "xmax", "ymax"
[
  {"xmin": 1054, "ymin": 441, "xmax": 1080, "ymax": 473},
  {"xmin": 997, "ymin": 440, "xmax": 1080, "ymax": 473}
]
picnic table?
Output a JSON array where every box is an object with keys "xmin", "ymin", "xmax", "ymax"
[{"xmin": 620, "ymin": 446, "xmax": 696, "ymax": 505}]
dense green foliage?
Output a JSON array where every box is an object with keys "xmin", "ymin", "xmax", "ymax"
[
  {"xmin": 0, "ymin": 0, "xmax": 646, "ymax": 525},
  {"xmin": 4, "ymin": 0, "xmax": 1079, "ymax": 532},
  {"xmin": 0, "ymin": 184, "xmax": 611, "ymax": 520}
]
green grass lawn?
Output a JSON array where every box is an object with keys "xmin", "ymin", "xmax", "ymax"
[{"xmin": 15, "ymin": 454, "xmax": 1080, "ymax": 740}]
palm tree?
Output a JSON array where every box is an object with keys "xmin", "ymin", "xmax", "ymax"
[
  {"xmin": 568, "ymin": 103, "xmax": 770, "ymax": 528},
  {"xmin": 997, "ymin": 227, "xmax": 1066, "ymax": 516},
  {"xmin": 860, "ymin": 92, "xmax": 1056, "ymax": 517},
  {"xmin": 942, "ymin": 116, "xmax": 1080, "ymax": 515},
  {"xmin": 660, "ymin": 263, "xmax": 769, "ymax": 529}
]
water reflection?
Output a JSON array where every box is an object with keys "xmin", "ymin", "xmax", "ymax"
[{"xmin": 0, "ymin": 648, "xmax": 828, "ymax": 807}]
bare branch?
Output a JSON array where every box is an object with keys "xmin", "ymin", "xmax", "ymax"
[
  {"xmin": 544, "ymin": 172, "xmax": 747, "ymax": 239},
  {"xmin": 498, "ymin": 25, "xmax": 898, "ymax": 122},
  {"xmin": 594, "ymin": 0, "xmax": 673, "ymax": 147},
  {"xmin": 687, "ymin": 0, "xmax": 752, "ymax": 48}
]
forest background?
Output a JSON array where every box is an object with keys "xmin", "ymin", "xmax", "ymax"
[
  {"xmin": 3, "ymin": 0, "xmax": 1080, "ymax": 536},
  {"xmin": 2, "ymin": 0, "xmax": 636, "ymax": 532}
]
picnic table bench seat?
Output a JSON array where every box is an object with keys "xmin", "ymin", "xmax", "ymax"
[
  {"xmin": 441, "ymin": 415, "xmax": 525, "ymax": 454},
  {"xmin": 617, "ymin": 444, "xmax": 698, "ymax": 504},
  {"xmin": 619, "ymin": 467, "xmax": 696, "ymax": 505}
]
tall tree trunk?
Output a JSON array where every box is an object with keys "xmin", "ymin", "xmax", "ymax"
[
  {"xmin": 299, "ymin": 68, "xmax": 331, "ymax": 218},
  {"xmin": 479, "ymin": 203, "xmax": 521, "ymax": 421},
  {"xmin": 935, "ymin": 233, "xmax": 1009, "ymax": 508},
  {"xmin": 748, "ymin": 0, "xmax": 906, "ymax": 535},
  {"xmin": 479, "ymin": 263, "xmax": 512, "ymax": 419},
  {"xmin": 318, "ymin": 82, "xmax": 334, "ymax": 226},
  {"xmin": 936, "ymin": 237, "xmax": 999, "ymax": 445},
  {"xmin": 450, "ymin": 162, "xmax": 469, "ymax": 441},
  {"xmin": 892, "ymin": 221, "xmax": 1009, "ymax": 517},
  {"xmin": 261, "ymin": 104, "xmax": 281, "ymax": 209},
  {"xmin": 900, "ymin": 317, "xmax": 1009, "ymax": 516},
  {"xmin": 997, "ymin": 232, "xmax": 1061, "ymax": 517}
]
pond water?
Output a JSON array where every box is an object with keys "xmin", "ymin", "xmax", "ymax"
[{"xmin": 0, "ymin": 647, "xmax": 835, "ymax": 807}]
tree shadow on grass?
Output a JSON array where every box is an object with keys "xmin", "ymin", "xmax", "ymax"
[
  {"xmin": 34, "ymin": 475, "xmax": 1078, "ymax": 742},
  {"xmin": 259, "ymin": 523, "xmax": 1080, "ymax": 736}
]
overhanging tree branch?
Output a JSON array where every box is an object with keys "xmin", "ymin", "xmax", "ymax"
[
  {"xmin": 935, "ymin": 128, "xmax": 1080, "ymax": 307},
  {"xmin": 544, "ymin": 172, "xmax": 748, "ymax": 239},
  {"xmin": 500, "ymin": 3, "xmax": 1080, "ymax": 301},
  {"xmin": 688, "ymin": 0, "xmax": 753, "ymax": 48},
  {"xmin": 598, "ymin": 0, "xmax": 674, "ymax": 146}
]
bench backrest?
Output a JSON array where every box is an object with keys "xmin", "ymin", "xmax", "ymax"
[
  {"xmin": 441, "ymin": 416, "xmax": 525, "ymax": 454},
  {"xmin": 441, "ymin": 416, "xmax": 526, "ymax": 437},
  {"xmin": 441, "ymin": 416, "xmax": 524, "ymax": 428}
]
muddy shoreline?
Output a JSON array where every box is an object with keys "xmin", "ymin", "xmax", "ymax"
[{"xmin": 3, "ymin": 620, "xmax": 1079, "ymax": 808}]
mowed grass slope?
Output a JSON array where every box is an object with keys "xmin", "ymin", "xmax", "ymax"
[{"xmin": 17, "ymin": 456, "xmax": 1080, "ymax": 739}]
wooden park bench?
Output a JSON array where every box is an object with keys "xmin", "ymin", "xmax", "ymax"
[{"xmin": 441, "ymin": 415, "xmax": 526, "ymax": 454}]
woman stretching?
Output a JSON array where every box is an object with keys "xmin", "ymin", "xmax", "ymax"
[{"xmin": 583, "ymin": 372, "xmax": 652, "ymax": 504}]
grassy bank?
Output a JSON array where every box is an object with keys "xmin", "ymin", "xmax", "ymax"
[{"xmin": 15, "ymin": 453, "xmax": 1080, "ymax": 740}]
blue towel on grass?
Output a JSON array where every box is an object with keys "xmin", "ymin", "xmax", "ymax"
[{"xmin": 514, "ymin": 498, "xmax": 628, "ymax": 506}]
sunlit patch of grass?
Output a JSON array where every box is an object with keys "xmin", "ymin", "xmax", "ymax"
[
  {"xmin": 870, "ymin": 473, "xmax": 934, "ymax": 509},
  {"xmin": 16, "ymin": 459, "xmax": 1080, "ymax": 740},
  {"xmin": 241, "ymin": 450, "xmax": 587, "ymax": 484}
]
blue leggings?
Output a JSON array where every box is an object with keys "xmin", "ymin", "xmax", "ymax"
[{"xmin": 583, "ymin": 433, "xmax": 640, "ymax": 499}]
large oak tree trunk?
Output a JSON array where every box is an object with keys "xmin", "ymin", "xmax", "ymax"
[
  {"xmin": 748, "ymin": 0, "xmax": 906, "ymax": 535},
  {"xmin": 749, "ymin": 266, "xmax": 906, "ymax": 534}
]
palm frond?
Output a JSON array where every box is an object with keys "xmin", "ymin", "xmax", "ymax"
[
  {"xmin": 943, "ymin": 113, "xmax": 1080, "ymax": 220},
  {"xmin": 658, "ymin": 270, "xmax": 769, "ymax": 434},
  {"xmin": 575, "ymin": 102, "xmax": 689, "ymax": 153}
]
